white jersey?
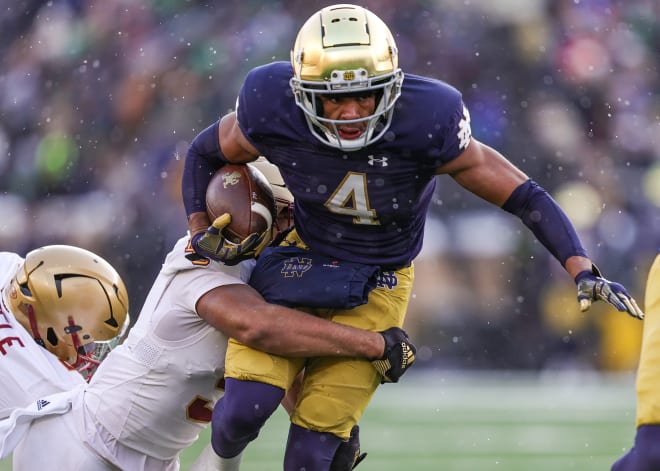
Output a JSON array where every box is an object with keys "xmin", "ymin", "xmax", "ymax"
[
  {"xmin": 78, "ymin": 235, "xmax": 246, "ymax": 468},
  {"xmin": 0, "ymin": 252, "xmax": 85, "ymax": 419}
]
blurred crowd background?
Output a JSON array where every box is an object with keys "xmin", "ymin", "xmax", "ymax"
[{"xmin": 1, "ymin": 0, "xmax": 658, "ymax": 372}]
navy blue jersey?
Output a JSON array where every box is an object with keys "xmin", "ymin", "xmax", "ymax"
[{"xmin": 236, "ymin": 61, "xmax": 470, "ymax": 267}]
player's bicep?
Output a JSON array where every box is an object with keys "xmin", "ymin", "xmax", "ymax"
[
  {"xmin": 218, "ymin": 112, "xmax": 259, "ymax": 162},
  {"xmin": 195, "ymin": 283, "xmax": 264, "ymax": 334},
  {"xmin": 442, "ymin": 139, "xmax": 528, "ymax": 206}
]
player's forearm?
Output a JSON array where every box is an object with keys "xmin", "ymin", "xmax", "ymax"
[
  {"xmin": 197, "ymin": 284, "xmax": 385, "ymax": 359},
  {"xmin": 251, "ymin": 304, "xmax": 385, "ymax": 359},
  {"xmin": 564, "ymin": 255, "xmax": 593, "ymax": 280},
  {"xmin": 182, "ymin": 120, "xmax": 226, "ymax": 217},
  {"xmin": 188, "ymin": 212, "xmax": 211, "ymax": 239}
]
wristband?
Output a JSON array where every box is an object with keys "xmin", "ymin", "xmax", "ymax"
[{"xmin": 574, "ymin": 263, "xmax": 602, "ymax": 284}]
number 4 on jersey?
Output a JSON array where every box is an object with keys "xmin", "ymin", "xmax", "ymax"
[{"xmin": 324, "ymin": 172, "xmax": 380, "ymax": 225}]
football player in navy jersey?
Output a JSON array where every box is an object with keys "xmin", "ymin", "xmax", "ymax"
[{"xmin": 181, "ymin": 4, "xmax": 644, "ymax": 470}]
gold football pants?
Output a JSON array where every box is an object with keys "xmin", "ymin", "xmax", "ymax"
[{"xmin": 224, "ymin": 230, "xmax": 414, "ymax": 438}]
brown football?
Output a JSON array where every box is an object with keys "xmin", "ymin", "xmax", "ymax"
[{"xmin": 205, "ymin": 164, "xmax": 275, "ymax": 243}]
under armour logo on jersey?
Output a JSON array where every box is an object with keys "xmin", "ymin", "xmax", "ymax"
[
  {"xmin": 281, "ymin": 257, "xmax": 313, "ymax": 278},
  {"xmin": 36, "ymin": 399, "xmax": 50, "ymax": 410},
  {"xmin": 377, "ymin": 271, "xmax": 398, "ymax": 289},
  {"xmin": 367, "ymin": 155, "xmax": 388, "ymax": 167}
]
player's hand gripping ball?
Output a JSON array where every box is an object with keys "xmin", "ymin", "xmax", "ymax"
[{"xmin": 193, "ymin": 164, "xmax": 276, "ymax": 265}]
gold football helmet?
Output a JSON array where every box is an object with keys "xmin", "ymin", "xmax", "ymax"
[
  {"xmin": 3, "ymin": 245, "xmax": 130, "ymax": 380},
  {"xmin": 290, "ymin": 4, "xmax": 404, "ymax": 151}
]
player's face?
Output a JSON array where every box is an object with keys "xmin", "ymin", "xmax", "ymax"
[
  {"xmin": 272, "ymin": 203, "xmax": 294, "ymax": 238},
  {"xmin": 318, "ymin": 93, "xmax": 377, "ymax": 140}
]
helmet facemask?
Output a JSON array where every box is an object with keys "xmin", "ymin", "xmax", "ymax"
[
  {"xmin": 290, "ymin": 4, "xmax": 404, "ymax": 151},
  {"xmin": 68, "ymin": 311, "xmax": 131, "ymax": 380},
  {"xmin": 290, "ymin": 68, "xmax": 403, "ymax": 151}
]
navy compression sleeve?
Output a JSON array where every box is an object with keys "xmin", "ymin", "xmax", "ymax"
[
  {"xmin": 182, "ymin": 121, "xmax": 228, "ymax": 216},
  {"xmin": 502, "ymin": 179, "xmax": 588, "ymax": 266}
]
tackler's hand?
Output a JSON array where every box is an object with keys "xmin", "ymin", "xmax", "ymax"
[
  {"xmin": 191, "ymin": 214, "xmax": 267, "ymax": 266},
  {"xmin": 575, "ymin": 265, "xmax": 644, "ymax": 320},
  {"xmin": 372, "ymin": 327, "xmax": 417, "ymax": 384}
]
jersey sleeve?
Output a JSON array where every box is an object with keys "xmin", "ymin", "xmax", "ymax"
[
  {"xmin": 174, "ymin": 264, "xmax": 245, "ymax": 314},
  {"xmin": 235, "ymin": 61, "xmax": 306, "ymax": 152},
  {"xmin": 439, "ymin": 100, "xmax": 472, "ymax": 161},
  {"xmin": 0, "ymin": 252, "xmax": 23, "ymax": 289},
  {"xmin": 427, "ymin": 78, "xmax": 472, "ymax": 164},
  {"xmin": 158, "ymin": 236, "xmax": 246, "ymax": 315},
  {"xmin": 390, "ymin": 75, "xmax": 472, "ymax": 166}
]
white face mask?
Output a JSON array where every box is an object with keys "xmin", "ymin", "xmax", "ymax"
[{"xmin": 290, "ymin": 69, "xmax": 404, "ymax": 151}]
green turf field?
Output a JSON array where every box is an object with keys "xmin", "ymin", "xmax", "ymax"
[{"xmin": 0, "ymin": 371, "xmax": 638, "ymax": 470}]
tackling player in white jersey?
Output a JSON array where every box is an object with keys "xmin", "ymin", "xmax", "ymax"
[
  {"xmin": 0, "ymin": 244, "xmax": 129, "ymax": 419},
  {"xmin": 1, "ymin": 159, "xmax": 413, "ymax": 470}
]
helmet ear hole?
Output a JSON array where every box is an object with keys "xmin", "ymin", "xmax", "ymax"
[
  {"xmin": 46, "ymin": 327, "xmax": 58, "ymax": 347},
  {"xmin": 19, "ymin": 282, "xmax": 31, "ymax": 297}
]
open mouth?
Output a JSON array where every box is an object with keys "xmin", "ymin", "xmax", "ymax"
[{"xmin": 337, "ymin": 125, "xmax": 365, "ymax": 140}]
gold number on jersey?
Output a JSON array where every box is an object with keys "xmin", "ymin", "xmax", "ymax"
[{"xmin": 324, "ymin": 172, "xmax": 379, "ymax": 225}]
